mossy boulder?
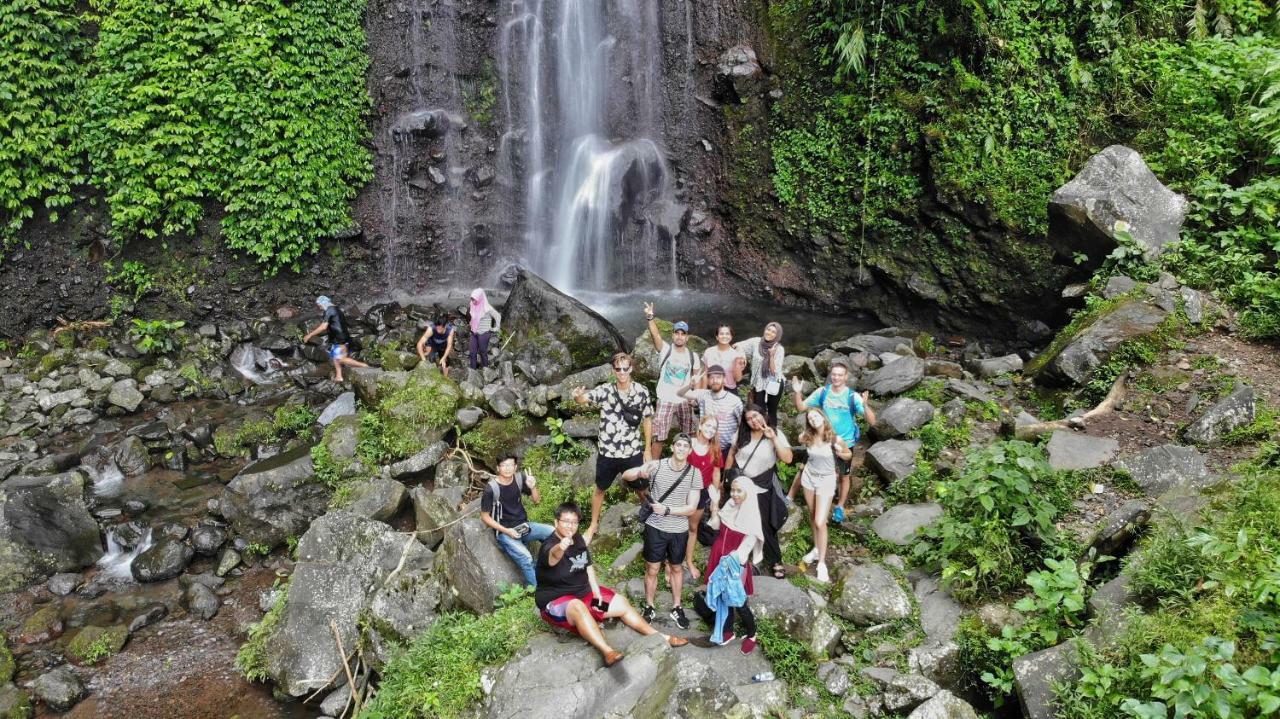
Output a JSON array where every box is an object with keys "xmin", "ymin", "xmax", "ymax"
[
  {"xmin": 0, "ymin": 641, "xmax": 13, "ymax": 683},
  {"xmin": 502, "ymin": 268, "xmax": 627, "ymax": 370},
  {"xmin": 0, "ymin": 683, "xmax": 32, "ymax": 719},
  {"xmin": 1027, "ymin": 297, "xmax": 1168, "ymax": 386},
  {"xmin": 66, "ymin": 624, "xmax": 129, "ymax": 665},
  {"xmin": 377, "ymin": 366, "xmax": 461, "ymax": 457},
  {"xmin": 0, "ymin": 472, "xmax": 103, "ymax": 592},
  {"xmin": 461, "ymin": 416, "xmax": 533, "ymax": 468}
]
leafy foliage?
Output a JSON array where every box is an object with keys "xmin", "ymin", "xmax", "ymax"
[
  {"xmin": 129, "ymin": 318, "xmax": 185, "ymax": 355},
  {"xmin": 914, "ymin": 440, "xmax": 1083, "ymax": 601},
  {"xmin": 0, "ymin": 0, "xmax": 85, "ymax": 251},
  {"xmin": 358, "ymin": 595, "xmax": 540, "ymax": 718},
  {"xmin": 236, "ymin": 580, "xmax": 289, "ymax": 682}
]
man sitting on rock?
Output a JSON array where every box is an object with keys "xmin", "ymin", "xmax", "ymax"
[
  {"xmin": 537, "ymin": 501, "xmax": 688, "ymax": 668},
  {"xmin": 480, "ymin": 454, "xmax": 553, "ymax": 588}
]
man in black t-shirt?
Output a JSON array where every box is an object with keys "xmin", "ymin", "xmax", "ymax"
[
  {"xmin": 415, "ymin": 318, "xmax": 456, "ymax": 377},
  {"xmin": 536, "ymin": 502, "xmax": 687, "ymax": 667},
  {"xmin": 480, "ymin": 454, "xmax": 554, "ymax": 587},
  {"xmin": 302, "ymin": 295, "xmax": 369, "ymax": 382}
]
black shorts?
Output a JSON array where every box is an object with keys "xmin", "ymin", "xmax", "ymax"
[
  {"xmin": 595, "ymin": 452, "xmax": 645, "ymax": 491},
  {"xmin": 836, "ymin": 454, "xmax": 852, "ymax": 476},
  {"xmin": 696, "ymin": 487, "xmax": 711, "ymax": 510},
  {"xmin": 643, "ymin": 524, "xmax": 688, "ymax": 564}
]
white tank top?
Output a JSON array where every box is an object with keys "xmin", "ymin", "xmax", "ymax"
[{"xmin": 805, "ymin": 441, "xmax": 837, "ymax": 477}]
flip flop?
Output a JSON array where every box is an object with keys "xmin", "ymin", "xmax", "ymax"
[{"xmin": 772, "ymin": 564, "xmax": 786, "ymax": 579}]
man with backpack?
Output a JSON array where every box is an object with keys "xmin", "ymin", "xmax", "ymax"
[
  {"xmin": 302, "ymin": 295, "xmax": 369, "ymax": 382},
  {"xmin": 479, "ymin": 454, "xmax": 553, "ymax": 587},
  {"xmin": 790, "ymin": 361, "xmax": 876, "ymax": 522},
  {"xmin": 571, "ymin": 352, "xmax": 653, "ymax": 544},
  {"xmin": 643, "ymin": 302, "xmax": 705, "ymax": 459}
]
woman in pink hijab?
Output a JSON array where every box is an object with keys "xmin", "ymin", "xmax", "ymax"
[{"xmin": 468, "ymin": 288, "xmax": 502, "ymax": 369}]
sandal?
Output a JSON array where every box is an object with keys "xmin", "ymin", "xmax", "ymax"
[{"xmin": 772, "ymin": 564, "xmax": 786, "ymax": 579}]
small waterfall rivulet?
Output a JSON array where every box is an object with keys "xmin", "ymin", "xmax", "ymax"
[
  {"xmin": 97, "ymin": 528, "xmax": 153, "ymax": 582},
  {"xmin": 498, "ymin": 0, "xmax": 681, "ymax": 292}
]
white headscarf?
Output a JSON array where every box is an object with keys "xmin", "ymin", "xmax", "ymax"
[{"xmin": 718, "ymin": 477, "xmax": 767, "ymax": 566}]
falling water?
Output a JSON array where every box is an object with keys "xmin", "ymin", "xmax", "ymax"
[
  {"xmin": 97, "ymin": 528, "xmax": 153, "ymax": 582},
  {"xmin": 498, "ymin": 0, "xmax": 679, "ymax": 292},
  {"xmin": 82, "ymin": 461, "xmax": 125, "ymax": 498}
]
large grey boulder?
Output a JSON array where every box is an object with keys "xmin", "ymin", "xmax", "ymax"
[
  {"xmin": 1184, "ymin": 385, "xmax": 1255, "ymax": 445},
  {"xmin": 108, "ymin": 379, "xmax": 144, "ymax": 412},
  {"xmin": 875, "ymin": 398, "xmax": 936, "ymax": 440},
  {"xmin": 409, "ymin": 486, "xmax": 462, "ymax": 550},
  {"xmin": 861, "ymin": 667, "xmax": 941, "ymax": 712},
  {"xmin": 716, "ymin": 44, "xmax": 765, "ymax": 101},
  {"xmin": 1116, "ymin": 444, "xmax": 1211, "ymax": 496},
  {"xmin": 1048, "ymin": 145, "xmax": 1189, "ymax": 268},
  {"xmin": 0, "ymin": 471, "xmax": 103, "ymax": 592},
  {"xmin": 344, "ymin": 477, "xmax": 407, "ymax": 522},
  {"xmin": 966, "ymin": 354, "xmax": 1023, "ymax": 379},
  {"xmin": 131, "ymin": 536, "xmax": 193, "ymax": 582},
  {"xmin": 317, "ymin": 392, "xmax": 356, "ymax": 426},
  {"xmin": 219, "ymin": 444, "xmax": 330, "ymax": 549},
  {"xmin": 908, "ymin": 690, "xmax": 979, "ymax": 719},
  {"xmin": 485, "ymin": 626, "xmax": 784, "ymax": 719},
  {"xmin": 867, "ymin": 439, "xmax": 922, "ymax": 483},
  {"xmin": 872, "ymin": 503, "xmax": 942, "ymax": 546},
  {"xmin": 265, "ymin": 512, "xmax": 441, "ymax": 697},
  {"xmin": 1033, "ymin": 298, "xmax": 1168, "ymax": 386},
  {"xmin": 436, "ymin": 513, "xmax": 525, "ymax": 613},
  {"xmin": 751, "ymin": 576, "xmax": 843, "ymax": 657},
  {"xmin": 832, "ymin": 563, "xmax": 913, "ymax": 626},
  {"xmin": 32, "ymin": 665, "xmax": 85, "ymax": 712},
  {"xmin": 502, "ymin": 268, "xmax": 627, "ymax": 370},
  {"xmin": 1013, "ymin": 641, "xmax": 1080, "ymax": 719},
  {"xmin": 912, "ymin": 574, "xmax": 964, "ymax": 643},
  {"xmin": 1045, "ymin": 431, "xmax": 1119, "ymax": 471},
  {"xmin": 864, "ymin": 357, "xmax": 925, "ymax": 396}
]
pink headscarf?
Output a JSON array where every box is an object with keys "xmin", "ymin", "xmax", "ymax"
[{"xmin": 469, "ymin": 288, "xmax": 493, "ymax": 332}]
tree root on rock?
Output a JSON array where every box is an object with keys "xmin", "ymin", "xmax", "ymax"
[{"xmin": 1014, "ymin": 372, "xmax": 1128, "ymax": 441}]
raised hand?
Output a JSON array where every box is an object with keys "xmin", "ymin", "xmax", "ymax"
[
  {"xmin": 643, "ymin": 302, "xmax": 655, "ymax": 318},
  {"xmin": 791, "ymin": 376, "xmax": 803, "ymax": 393}
]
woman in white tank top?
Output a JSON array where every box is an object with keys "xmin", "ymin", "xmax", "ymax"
[{"xmin": 797, "ymin": 409, "xmax": 851, "ymax": 583}]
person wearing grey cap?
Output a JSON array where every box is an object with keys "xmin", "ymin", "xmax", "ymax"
[
  {"xmin": 302, "ymin": 295, "xmax": 368, "ymax": 382},
  {"xmin": 644, "ymin": 302, "xmax": 704, "ymax": 459}
]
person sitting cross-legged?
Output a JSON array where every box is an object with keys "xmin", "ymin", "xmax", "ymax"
[
  {"xmin": 480, "ymin": 454, "xmax": 553, "ymax": 588},
  {"xmin": 536, "ymin": 502, "xmax": 689, "ymax": 667}
]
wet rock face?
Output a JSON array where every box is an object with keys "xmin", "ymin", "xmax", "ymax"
[
  {"xmin": 501, "ymin": 268, "xmax": 628, "ymax": 370},
  {"xmin": 0, "ymin": 471, "xmax": 103, "ymax": 592},
  {"xmin": 131, "ymin": 536, "xmax": 194, "ymax": 583},
  {"xmin": 218, "ymin": 444, "xmax": 330, "ymax": 549}
]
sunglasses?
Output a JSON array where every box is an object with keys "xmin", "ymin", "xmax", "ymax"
[{"xmin": 613, "ymin": 365, "xmax": 632, "ymax": 372}]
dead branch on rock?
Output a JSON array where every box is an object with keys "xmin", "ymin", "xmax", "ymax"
[
  {"xmin": 1014, "ymin": 372, "xmax": 1128, "ymax": 441},
  {"xmin": 51, "ymin": 317, "xmax": 112, "ymax": 336}
]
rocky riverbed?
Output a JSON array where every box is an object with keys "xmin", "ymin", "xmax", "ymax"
[{"xmin": 1, "ymin": 267, "xmax": 1274, "ymax": 719}]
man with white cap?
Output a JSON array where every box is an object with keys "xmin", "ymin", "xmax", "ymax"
[{"xmin": 302, "ymin": 295, "xmax": 369, "ymax": 382}]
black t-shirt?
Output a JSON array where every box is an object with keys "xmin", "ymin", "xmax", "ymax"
[
  {"xmin": 324, "ymin": 306, "xmax": 351, "ymax": 345},
  {"xmin": 426, "ymin": 326, "xmax": 453, "ymax": 352},
  {"xmin": 535, "ymin": 534, "xmax": 592, "ymax": 609},
  {"xmin": 480, "ymin": 478, "xmax": 531, "ymax": 528}
]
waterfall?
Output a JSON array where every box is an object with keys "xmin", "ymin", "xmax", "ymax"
[
  {"xmin": 97, "ymin": 528, "xmax": 153, "ymax": 582},
  {"xmin": 498, "ymin": 0, "xmax": 680, "ymax": 292}
]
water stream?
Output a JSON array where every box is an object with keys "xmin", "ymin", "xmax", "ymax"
[{"xmin": 498, "ymin": 0, "xmax": 679, "ymax": 292}]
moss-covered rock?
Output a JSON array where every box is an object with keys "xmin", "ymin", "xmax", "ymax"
[
  {"xmin": 377, "ymin": 366, "xmax": 461, "ymax": 459},
  {"xmin": 1027, "ymin": 297, "xmax": 1168, "ymax": 386},
  {"xmin": 0, "ymin": 641, "xmax": 14, "ymax": 683},
  {"xmin": 66, "ymin": 624, "xmax": 129, "ymax": 665},
  {"xmin": 502, "ymin": 268, "xmax": 627, "ymax": 369},
  {"xmin": 460, "ymin": 415, "xmax": 533, "ymax": 467},
  {"xmin": 0, "ymin": 683, "xmax": 33, "ymax": 719}
]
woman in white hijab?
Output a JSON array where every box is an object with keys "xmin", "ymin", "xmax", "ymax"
[{"xmin": 697, "ymin": 477, "xmax": 767, "ymax": 654}]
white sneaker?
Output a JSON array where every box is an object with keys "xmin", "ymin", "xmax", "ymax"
[
  {"xmin": 801, "ymin": 547, "xmax": 819, "ymax": 565},
  {"xmin": 815, "ymin": 562, "xmax": 830, "ymax": 583}
]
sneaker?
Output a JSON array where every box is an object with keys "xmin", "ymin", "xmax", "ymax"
[
  {"xmin": 832, "ymin": 506, "xmax": 846, "ymax": 523},
  {"xmin": 670, "ymin": 606, "xmax": 690, "ymax": 630},
  {"xmin": 741, "ymin": 636, "xmax": 758, "ymax": 655},
  {"xmin": 714, "ymin": 632, "xmax": 736, "ymax": 646},
  {"xmin": 801, "ymin": 547, "xmax": 819, "ymax": 565},
  {"xmin": 642, "ymin": 604, "xmax": 656, "ymax": 623},
  {"xmin": 815, "ymin": 562, "xmax": 830, "ymax": 583}
]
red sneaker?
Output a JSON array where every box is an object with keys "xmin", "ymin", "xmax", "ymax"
[{"xmin": 741, "ymin": 636, "xmax": 757, "ymax": 655}]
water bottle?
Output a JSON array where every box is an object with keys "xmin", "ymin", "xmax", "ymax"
[{"xmin": 751, "ymin": 671, "xmax": 775, "ymax": 683}]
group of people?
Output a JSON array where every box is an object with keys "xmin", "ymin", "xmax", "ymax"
[
  {"xmin": 304, "ymin": 289, "xmax": 502, "ymax": 381},
  {"xmin": 479, "ymin": 303, "xmax": 878, "ymax": 667}
]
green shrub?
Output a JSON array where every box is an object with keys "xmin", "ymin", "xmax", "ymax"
[
  {"xmin": 272, "ymin": 403, "xmax": 317, "ymax": 437},
  {"xmin": 374, "ymin": 371, "xmax": 461, "ymax": 462},
  {"xmin": 236, "ymin": 580, "xmax": 288, "ymax": 681},
  {"xmin": 129, "ymin": 318, "xmax": 185, "ymax": 355},
  {"xmin": 358, "ymin": 594, "xmax": 540, "ymax": 719},
  {"xmin": 460, "ymin": 415, "xmax": 530, "ymax": 468},
  {"xmin": 914, "ymin": 440, "xmax": 1083, "ymax": 601},
  {"xmin": 106, "ymin": 260, "xmax": 155, "ymax": 301},
  {"xmin": 0, "ymin": 0, "xmax": 84, "ymax": 249},
  {"xmin": 756, "ymin": 617, "xmax": 824, "ymax": 706},
  {"xmin": 81, "ymin": 0, "xmax": 373, "ymax": 271}
]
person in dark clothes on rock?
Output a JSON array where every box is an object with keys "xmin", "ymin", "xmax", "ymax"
[
  {"xmin": 302, "ymin": 295, "xmax": 368, "ymax": 382},
  {"xmin": 416, "ymin": 317, "xmax": 456, "ymax": 376},
  {"xmin": 536, "ymin": 502, "xmax": 688, "ymax": 668}
]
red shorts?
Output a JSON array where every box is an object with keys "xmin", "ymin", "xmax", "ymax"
[{"xmin": 540, "ymin": 586, "xmax": 617, "ymax": 634}]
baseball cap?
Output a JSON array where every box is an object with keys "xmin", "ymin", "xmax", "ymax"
[
  {"xmin": 673, "ymin": 321, "xmax": 689, "ymax": 333},
  {"xmin": 707, "ymin": 364, "xmax": 726, "ymax": 376},
  {"xmin": 315, "ymin": 295, "xmax": 333, "ymax": 308}
]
